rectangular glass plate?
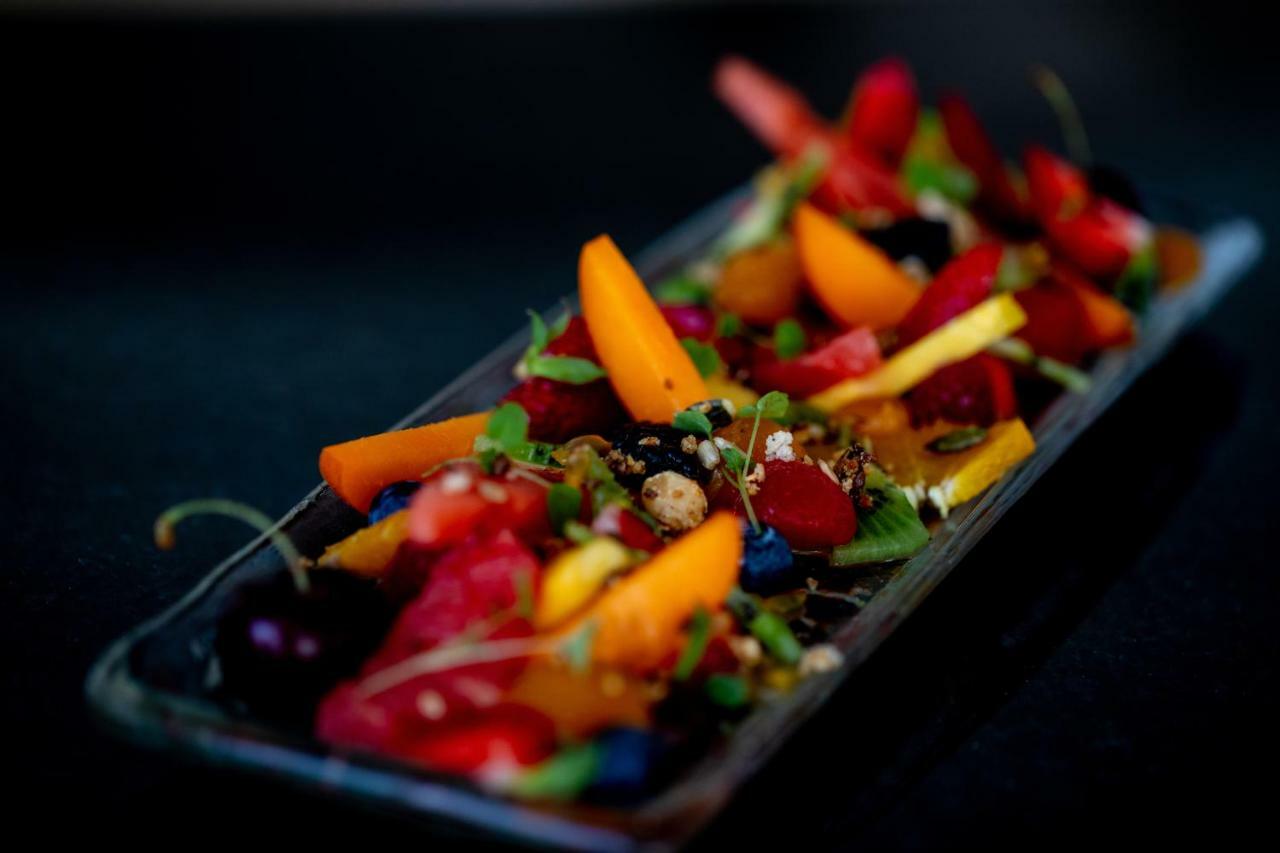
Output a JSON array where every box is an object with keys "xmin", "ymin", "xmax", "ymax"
[{"xmin": 87, "ymin": 186, "xmax": 1263, "ymax": 851}]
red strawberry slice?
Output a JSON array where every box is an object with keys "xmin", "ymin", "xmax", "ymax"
[
  {"xmin": 906, "ymin": 354, "xmax": 1018, "ymax": 427},
  {"xmin": 811, "ymin": 138, "xmax": 915, "ymax": 217},
  {"xmin": 1013, "ymin": 280, "xmax": 1093, "ymax": 364},
  {"xmin": 402, "ymin": 703, "xmax": 557, "ymax": 777},
  {"xmin": 1024, "ymin": 146, "xmax": 1150, "ymax": 280},
  {"xmin": 714, "ymin": 460, "xmax": 857, "ymax": 549},
  {"xmin": 502, "ymin": 316, "xmax": 626, "ymax": 443},
  {"xmin": 896, "ymin": 243, "xmax": 1003, "ymax": 348},
  {"xmin": 938, "ymin": 94, "xmax": 1031, "ymax": 228},
  {"xmin": 845, "ymin": 57, "xmax": 918, "ymax": 167},
  {"xmin": 315, "ymin": 532, "xmax": 542, "ymax": 752},
  {"xmin": 752, "ymin": 326, "xmax": 881, "ymax": 397},
  {"xmin": 591, "ymin": 503, "xmax": 665, "ymax": 553},
  {"xmin": 407, "ymin": 461, "xmax": 550, "ymax": 549}
]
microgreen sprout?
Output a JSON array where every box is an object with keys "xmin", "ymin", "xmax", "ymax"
[
  {"xmin": 673, "ymin": 607, "xmax": 712, "ymax": 681},
  {"xmin": 719, "ymin": 390, "xmax": 790, "ymax": 533},
  {"xmin": 772, "ymin": 318, "xmax": 807, "ymax": 360},
  {"xmin": 680, "ymin": 337, "xmax": 722, "ymax": 378},
  {"xmin": 154, "ymin": 498, "xmax": 308, "ymax": 594},
  {"xmin": 673, "ymin": 409, "xmax": 714, "ymax": 439},
  {"xmin": 521, "ymin": 309, "xmax": 608, "ymax": 384},
  {"xmin": 1030, "ymin": 65, "xmax": 1092, "ymax": 167}
]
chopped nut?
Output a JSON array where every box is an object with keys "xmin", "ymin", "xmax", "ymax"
[
  {"xmin": 727, "ymin": 635, "xmax": 763, "ymax": 667},
  {"xmin": 680, "ymin": 434, "xmax": 699, "ymax": 454},
  {"xmin": 439, "ymin": 468, "xmax": 474, "ymax": 495},
  {"xmin": 640, "ymin": 471, "xmax": 707, "ymax": 531},
  {"xmin": 605, "ymin": 448, "xmax": 647, "ymax": 476},
  {"xmin": 696, "ymin": 438, "xmax": 721, "ymax": 469},
  {"xmin": 798, "ymin": 643, "xmax": 844, "ymax": 676},
  {"xmin": 639, "ymin": 435, "xmax": 662, "ymax": 447}
]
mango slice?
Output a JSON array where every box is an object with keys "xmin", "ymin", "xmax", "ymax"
[
  {"xmin": 317, "ymin": 510, "xmax": 409, "ymax": 577},
  {"xmin": 579, "ymin": 235, "xmax": 709, "ymax": 422},
  {"xmin": 792, "ymin": 201, "xmax": 922, "ymax": 329}
]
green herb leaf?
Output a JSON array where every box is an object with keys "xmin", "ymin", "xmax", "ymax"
[
  {"xmin": 681, "ymin": 337, "xmax": 722, "ymax": 379},
  {"xmin": 511, "ymin": 743, "xmax": 601, "ymax": 801},
  {"xmin": 744, "ymin": 390, "xmax": 790, "ymax": 421},
  {"xmin": 831, "ymin": 466, "xmax": 930, "ymax": 566},
  {"xmin": 715, "ymin": 147, "xmax": 827, "ymax": 257},
  {"xmin": 903, "ymin": 156, "xmax": 978, "ymax": 204},
  {"xmin": 507, "ymin": 441, "xmax": 558, "ymax": 466},
  {"xmin": 673, "ymin": 607, "xmax": 712, "ymax": 681},
  {"xmin": 563, "ymin": 519, "xmax": 595, "ymax": 545},
  {"xmin": 716, "ymin": 312, "xmax": 743, "ymax": 338},
  {"xmin": 526, "ymin": 355, "xmax": 608, "ymax": 384},
  {"xmin": 773, "ymin": 318, "xmax": 806, "ymax": 360},
  {"xmin": 547, "ymin": 483, "xmax": 583, "ymax": 535},
  {"xmin": 527, "ymin": 309, "xmax": 550, "ymax": 353},
  {"xmin": 560, "ymin": 621, "xmax": 597, "ymax": 673},
  {"xmin": 673, "ymin": 410, "xmax": 714, "ymax": 439},
  {"xmin": 704, "ymin": 674, "xmax": 751, "ymax": 708},
  {"xmin": 655, "ymin": 275, "xmax": 710, "ymax": 306},
  {"xmin": 1115, "ymin": 240, "xmax": 1158, "ymax": 314},
  {"xmin": 474, "ymin": 403, "xmax": 532, "ymax": 469},
  {"xmin": 718, "ymin": 441, "xmax": 748, "ymax": 476},
  {"xmin": 926, "ymin": 426, "xmax": 989, "ymax": 454}
]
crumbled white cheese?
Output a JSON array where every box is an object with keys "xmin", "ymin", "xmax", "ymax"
[{"xmin": 764, "ymin": 430, "xmax": 796, "ymax": 462}]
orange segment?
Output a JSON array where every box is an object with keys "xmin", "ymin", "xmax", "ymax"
[
  {"xmin": 504, "ymin": 661, "xmax": 653, "ymax": 738},
  {"xmin": 863, "ymin": 417, "xmax": 1035, "ymax": 515},
  {"xmin": 792, "ymin": 201, "xmax": 921, "ymax": 329},
  {"xmin": 556, "ymin": 511, "xmax": 741, "ymax": 672},
  {"xmin": 579, "ymin": 235, "xmax": 709, "ymax": 422},
  {"xmin": 317, "ymin": 510, "xmax": 409, "ymax": 577},
  {"xmin": 319, "ymin": 411, "xmax": 488, "ymax": 512}
]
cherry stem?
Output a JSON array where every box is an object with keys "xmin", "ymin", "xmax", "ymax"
[
  {"xmin": 354, "ymin": 635, "xmax": 553, "ymax": 699},
  {"xmin": 1031, "ymin": 65, "xmax": 1092, "ymax": 167},
  {"xmin": 154, "ymin": 499, "xmax": 309, "ymax": 594}
]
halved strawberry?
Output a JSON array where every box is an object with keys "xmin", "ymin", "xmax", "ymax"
[
  {"xmin": 906, "ymin": 353, "xmax": 1018, "ymax": 427},
  {"xmin": 402, "ymin": 703, "xmax": 557, "ymax": 778},
  {"xmin": 714, "ymin": 55, "xmax": 912, "ymax": 216},
  {"xmin": 895, "ymin": 243, "xmax": 1003, "ymax": 348},
  {"xmin": 751, "ymin": 326, "xmax": 881, "ymax": 397},
  {"xmin": 845, "ymin": 57, "xmax": 918, "ymax": 167},
  {"xmin": 714, "ymin": 460, "xmax": 857, "ymax": 549},
  {"xmin": 406, "ymin": 461, "xmax": 550, "ymax": 549},
  {"xmin": 1024, "ymin": 146, "xmax": 1150, "ymax": 280},
  {"xmin": 938, "ymin": 93, "xmax": 1031, "ymax": 228},
  {"xmin": 502, "ymin": 316, "xmax": 627, "ymax": 443}
]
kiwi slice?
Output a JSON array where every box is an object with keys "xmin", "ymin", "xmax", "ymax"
[{"xmin": 831, "ymin": 466, "xmax": 930, "ymax": 566}]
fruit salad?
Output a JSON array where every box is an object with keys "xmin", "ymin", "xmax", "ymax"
[{"xmin": 159, "ymin": 57, "xmax": 1202, "ymax": 804}]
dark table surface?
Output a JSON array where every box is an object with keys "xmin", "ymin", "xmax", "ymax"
[{"xmin": 3, "ymin": 2, "xmax": 1277, "ymax": 848}]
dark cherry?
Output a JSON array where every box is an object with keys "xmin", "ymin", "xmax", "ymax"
[{"xmin": 214, "ymin": 569, "xmax": 391, "ymax": 723}]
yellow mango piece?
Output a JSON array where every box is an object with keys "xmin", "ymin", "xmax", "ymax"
[
  {"xmin": 317, "ymin": 510, "xmax": 409, "ymax": 578},
  {"xmin": 535, "ymin": 537, "xmax": 634, "ymax": 630},
  {"xmin": 868, "ymin": 418, "xmax": 1035, "ymax": 516},
  {"xmin": 704, "ymin": 374, "xmax": 759, "ymax": 411},
  {"xmin": 504, "ymin": 661, "xmax": 653, "ymax": 738},
  {"xmin": 809, "ymin": 293, "xmax": 1027, "ymax": 412}
]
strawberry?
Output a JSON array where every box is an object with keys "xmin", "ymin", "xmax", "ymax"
[
  {"xmin": 906, "ymin": 354, "xmax": 1017, "ymax": 427},
  {"xmin": 591, "ymin": 503, "xmax": 665, "ymax": 553},
  {"xmin": 1023, "ymin": 146, "xmax": 1151, "ymax": 280},
  {"xmin": 938, "ymin": 93, "xmax": 1031, "ymax": 229},
  {"xmin": 845, "ymin": 57, "xmax": 918, "ymax": 167},
  {"xmin": 402, "ymin": 703, "xmax": 557, "ymax": 777},
  {"xmin": 406, "ymin": 461, "xmax": 550, "ymax": 549},
  {"xmin": 315, "ymin": 532, "xmax": 542, "ymax": 753},
  {"xmin": 896, "ymin": 243, "xmax": 1003, "ymax": 348},
  {"xmin": 751, "ymin": 326, "xmax": 881, "ymax": 397},
  {"xmin": 1013, "ymin": 280, "xmax": 1093, "ymax": 364},
  {"xmin": 502, "ymin": 316, "xmax": 626, "ymax": 443},
  {"xmin": 713, "ymin": 460, "xmax": 857, "ymax": 549}
]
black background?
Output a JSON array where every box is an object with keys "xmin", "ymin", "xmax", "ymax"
[{"xmin": 3, "ymin": 2, "xmax": 1277, "ymax": 849}]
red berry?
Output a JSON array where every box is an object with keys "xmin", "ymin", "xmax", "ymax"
[
  {"xmin": 406, "ymin": 461, "xmax": 550, "ymax": 549},
  {"xmin": 714, "ymin": 460, "xmax": 857, "ymax": 550},
  {"xmin": 590, "ymin": 503, "xmax": 665, "ymax": 553},
  {"xmin": 502, "ymin": 377, "xmax": 625, "ymax": 444},
  {"xmin": 405, "ymin": 704, "xmax": 557, "ymax": 777},
  {"xmin": 751, "ymin": 326, "xmax": 881, "ymax": 397},
  {"xmin": 542, "ymin": 315, "xmax": 596, "ymax": 358},
  {"xmin": 906, "ymin": 354, "xmax": 1017, "ymax": 427},
  {"xmin": 896, "ymin": 243, "xmax": 1003, "ymax": 348},
  {"xmin": 939, "ymin": 94, "xmax": 1031, "ymax": 228},
  {"xmin": 1014, "ymin": 281, "xmax": 1092, "ymax": 364},
  {"xmin": 660, "ymin": 305, "xmax": 716, "ymax": 342},
  {"xmin": 846, "ymin": 57, "xmax": 918, "ymax": 167}
]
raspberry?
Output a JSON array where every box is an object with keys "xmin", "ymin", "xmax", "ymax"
[
  {"xmin": 906, "ymin": 353, "xmax": 1017, "ymax": 427},
  {"xmin": 714, "ymin": 460, "xmax": 857, "ymax": 550}
]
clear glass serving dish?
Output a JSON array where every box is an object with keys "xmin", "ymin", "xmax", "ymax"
[{"xmin": 87, "ymin": 185, "xmax": 1263, "ymax": 851}]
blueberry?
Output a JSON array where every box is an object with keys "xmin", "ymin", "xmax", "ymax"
[
  {"xmin": 214, "ymin": 569, "xmax": 391, "ymax": 723},
  {"xmin": 368, "ymin": 480, "xmax": 421, "ymax": 524},
  {"xmin": 607, "ymin": 422, "xmax": 709, "ymax": 487},
  {"xmin": 739, "ymin": 524, "xmax": 802, "ymax": 596},
  {"xmin": 860, "ymin": 217, "xmax": 953, "ymax": 272},
  {"xmin": 588, "ymin": 727, "xmax": 668, "ymax": 804}
]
